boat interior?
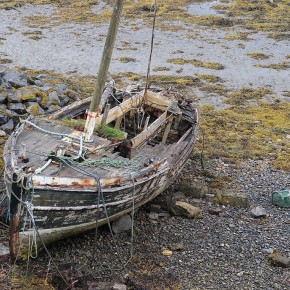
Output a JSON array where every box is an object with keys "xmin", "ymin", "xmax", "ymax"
[{"xmin": 7, "ymin": 88, "xmax": 197, "ymax": 182}]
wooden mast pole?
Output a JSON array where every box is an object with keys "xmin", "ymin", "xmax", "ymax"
[{"xmin": 84, "ymin": 0, "xmax": 124, "ymax": 141}]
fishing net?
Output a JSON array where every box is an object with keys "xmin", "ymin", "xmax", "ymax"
[{"xmin": 272, "ymin": 190, "xmax": 290, "ymax": 208}]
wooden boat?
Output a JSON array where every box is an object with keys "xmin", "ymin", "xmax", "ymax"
[
  {"xmin": 4, "ymin": 86, "xmax": 198, "ymax": 260},
  {"xmin": 3, "ymin": 0, "xmax": 199, "ymax": 260}
]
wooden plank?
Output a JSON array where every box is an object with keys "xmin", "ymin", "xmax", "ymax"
[
  {"xmin": 162, "ymin": 116, "xmax": 173, "ymax": 144},
  {"xmin": 95, "ymin": 91, "xmax": 145, "ymax": 125},
  {"xmin": 131, "ymin": 111, "xmax": 167, "ymax": 148},
  {"xmin": 144, "ymin": 91, "xmax": 173, "ymax": 111},
  {"xmin": 95, "ymin": 90, "xmax": 174, "ymax": 126}
]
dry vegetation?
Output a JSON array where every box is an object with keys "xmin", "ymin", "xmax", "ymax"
[
  {"xmin": 246, "ymin": 52, "xmax": 271, "ymax": 60},
  {"xmin": 255, "ymin": 61, "xmax": 290, "ymax": 70},
  {"xmin": 168, "ymin": 58, "xmax": 225, "ymax": 70},
  {"xmin": 1, "ymin": 0, "xmax": 289, "ymax": 38}
]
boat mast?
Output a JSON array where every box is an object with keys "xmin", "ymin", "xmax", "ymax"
[{"xmin": 84, "ymin": 0, "xmax": 124, "ymax": 141}]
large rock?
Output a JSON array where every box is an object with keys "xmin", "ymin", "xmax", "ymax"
[
  {"xmin": 8, "ymin": 102, "xmax": 27, "ymax": 115},
  {"xmin": 112, "ymin": 214, "xmax": 132, "ymax": 234},
  {"xmin": 55, "ymin": 83, "xmax": 68, "ymax": 93},
  {"xmin": 214, "ymin": 189, "xmax": 250, "ymax": 208},
  {"xmin": 46, "ymin": 105, "xmax": 61, "ymax": 113},
  {"xmin": 65, "ymin": 89, "xmax": 79, "ymax": 101},
  {"xmin": 59, "ymin": 95, "xmax": 70, "ymax": 107},
  {"xmin": 268, "ymin": 253, "xmax": 290, "ymax": 268},
  {"xmin": 0, "ymin": 93, "xmax": 7, "ymax": 104},
  {"xmin": 26, "ymin": 103, "xmax": 45, "ymax": 115},
  {"xmin": 251, "ymin": 206, "xmax": 267, "ymax": 218},
  {"xmin": 1, "ymin": 118, "xmax": 14, "ymax": 133},
  {"xmin": 2, "ymin": 69, "xmax": 28, "ymax": 88},
  {"xmin": 0, "ymin": 114, "xmax": 8, "ymax": 125},
  {"xmin": 7, "ymin": 92, "xmax": 21, "ymax": 103},
  {"xmin": 40, "ymin": 90, "xmax": 60, "ymax": 109},
  {"xmin": 19, "ymin": 87, "xmax": 37, "ymax": 102},
  {"xmin": 179, "ymin": 179, "xmax": 208, "ymax": 199},
  {"xmin": 169, "ymin": 200, "xmax": 201, "ymax": 218}
]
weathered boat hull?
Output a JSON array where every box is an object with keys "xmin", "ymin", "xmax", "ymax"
[
  {"xmin": 4, "ymin": 87, "xmax": 198, "ymax": 261},
  {"xmin": 5, "ymin": 120, "xmax": 197, "ymax": 260}
]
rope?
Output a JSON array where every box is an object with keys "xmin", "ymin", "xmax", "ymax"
[
  {"xmin": 6, "ymin": 172, "xmax": 69, "ymax": 286},
  {"xmin": 22, "ymin": 119, "xmax": 83, "ymax": 142},
  {"xmin": 59, "ymin": 158, "xmax": 128, "ymax": 277}
]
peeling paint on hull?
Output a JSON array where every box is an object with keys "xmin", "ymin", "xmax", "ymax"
[{"xmin": 3, "ymin": 89, "xmax": 199, "ymax": 261}]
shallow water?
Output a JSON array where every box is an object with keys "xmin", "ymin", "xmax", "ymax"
[{"xmin": 0, "ymin": 3, "xmax": 289, "ymax": 99}]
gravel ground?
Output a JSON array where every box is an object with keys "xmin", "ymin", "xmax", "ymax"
[{"xmin": 1, "ymin": 157, "xmax": 289, "ymax": 289}]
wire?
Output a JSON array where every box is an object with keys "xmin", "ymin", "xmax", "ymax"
[{"xmin": 145, "ymin": 0, "xmax": 158, "ymax": 94}]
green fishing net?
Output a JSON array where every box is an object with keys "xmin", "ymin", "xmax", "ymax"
[{"xmin": 272, "ymin": 190, "xmax": 290, "ymax": 208}]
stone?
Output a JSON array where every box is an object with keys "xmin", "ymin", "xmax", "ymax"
[
  {"xmin": 112, "ymin": 283, "xmax": 126, "ymax": 290},
  {"xmin": 0, "ymin": 93, "xmax": 7, "ymax": 104},
  {"xmin": 208, "ymin": 207, "xmax": 223, "ymax": 215},
  {"xmin": 237, "ymin": 271, "xmax": 244, "ymax": 277},
  {"xmin": 56, "ymin": 83, "xmax": 68, "ymax": 92},
  {"xmin": 0, "ymin": 129, "xmax": 6, "ymax": 137},
  {"xmin": 41, "ymin": 83, "xmax": 54, "ymax": 92},
  {"xmin": 8, "ymin": 102, "xmax": 27, "ymax": 115},
  {"xmin": 46, "ymin": 105, "xmax": 61, "ymax": 113},
  {"xmin": 169, "ymin": 200, "xmax": 201, "ymax": 218},
  {"xmin": 34, "ymin": 80, "xmax": 43, "ymax": 86},
  {"xmin": 263, "ymin": 248, "xmax": 274, "ymax": 254},
  {"xmin": 148, "ymin": 213, "xmax": 159, "ymax": 221},
  {"xmin": 65, "ymin": 89, "xmax": 79, "ymax": 101},
  {"xmin": 20, "ymin": 87, "xmax": 37, "ymax": 102},
  {"xmin": 59, "ymin": 95, "xmax": 70, "ymax": 107},
  {"xmin": 40, "ymin": 91, "xmax": 60, "ymax": 109},
  {"xmin": 150, "ymin": 194, "xmax": 169, "ymax": 211},
  {"xmin": 158, "ymin": 212, "xmax": 170, "ymax": 218},
  {"xmin": 1, "ymin": 118, "xmax": 14, "ymax": 133},
  {"xmin": 268, "ymin": 252, "xmax": 290, "ymax": 268},
  {"xmin": 0, "ymin": 114, "xmax": 8, "ymax": 125},
  {"xmin": 26, "ymin": 103, "xmax": 45, "ymax": 115},
  {"xmin": 179, "ymin": 179, "xmax": 208, "ymax": 199},
  {"xmin": 161, "ymin": 249, "xmax": 173, "ymax": 256},
  {"xmin": 168, "ymin": 242, "xmax": 184, "ymax": 251},
  {"xmin": 214, "ymin": 189, "xmax": 250, "ymax": 208},
  {"xmin": 2, "ymin": 69, "xmax": 28, "ymax": 88},
  {"xmin": 251, "ymin": 206, "xmax": 267, "ymax": 218},
  {"xmin": 112, "ymin": 214, "xmax": 132, "ymax": 234},
  {"xmin": 7, "ymin": 92, "xmax": 21, "ymax": 103}
]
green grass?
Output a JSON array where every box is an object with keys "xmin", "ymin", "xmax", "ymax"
[{"xmin": 96, "ymin": 124, "xmax": 126, "ymax": 140}]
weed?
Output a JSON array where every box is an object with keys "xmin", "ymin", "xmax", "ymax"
[
  {"xmin": 247, "ymin": 52, "xmax": 271, "ymax": 60},
  {"xmin": 168, "ymin": 58, "xmax": 225, "ymax": 70}
]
